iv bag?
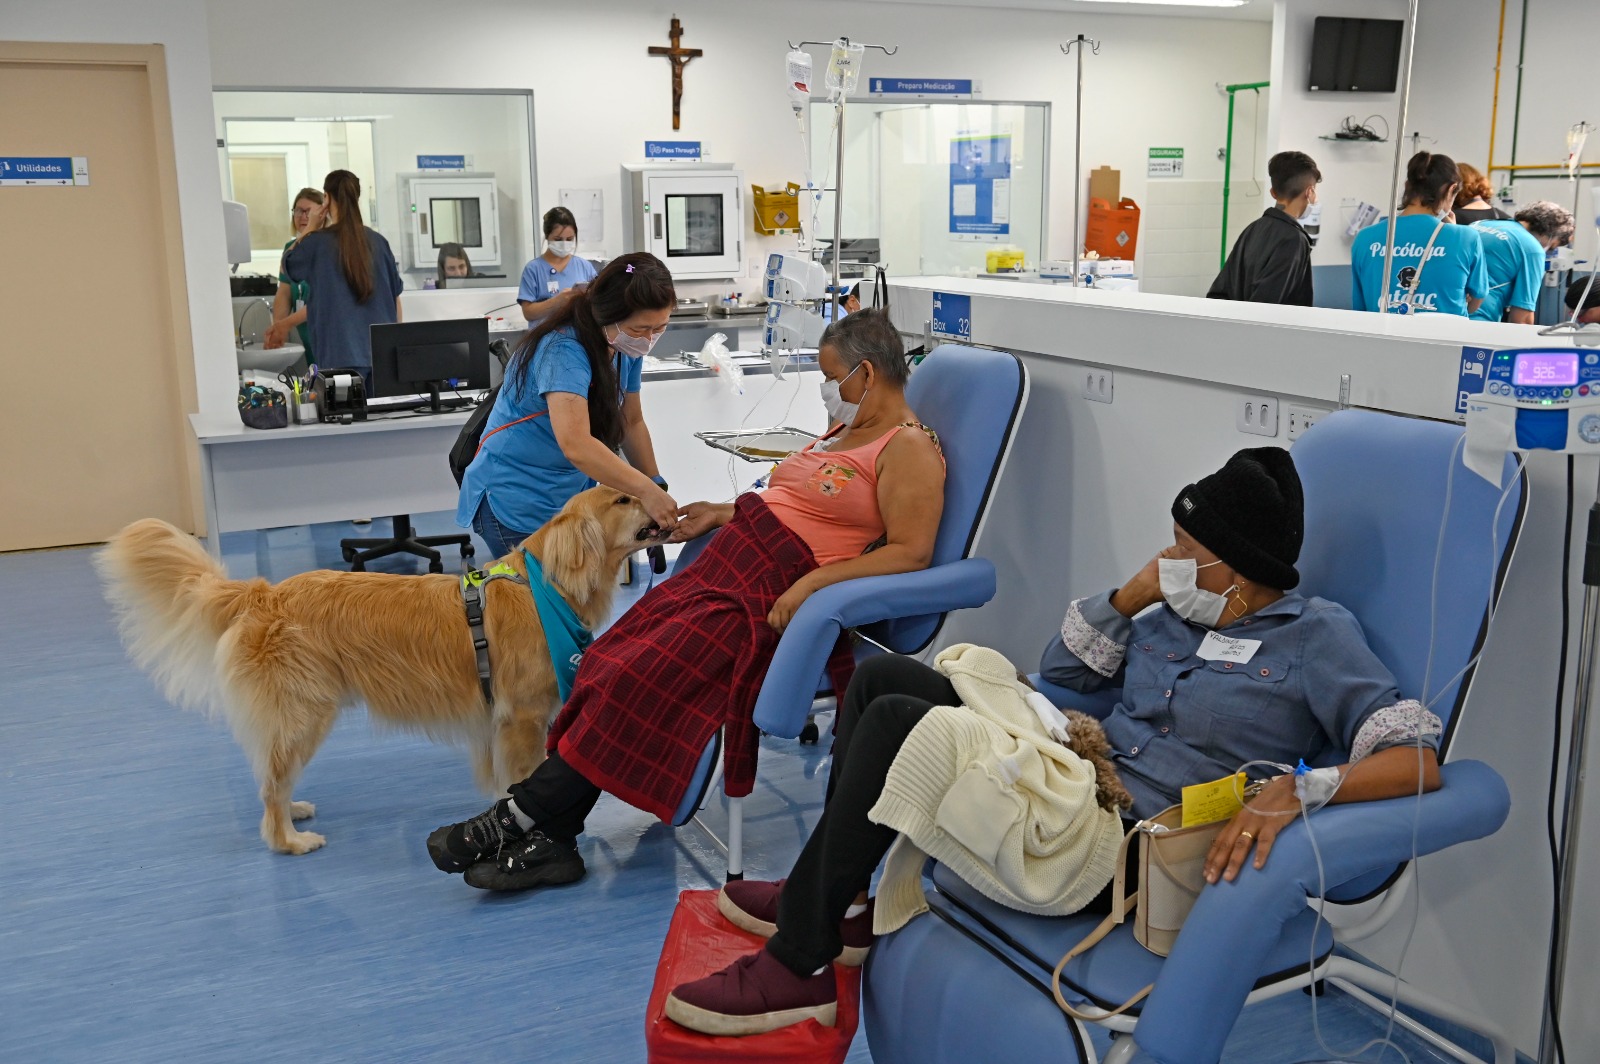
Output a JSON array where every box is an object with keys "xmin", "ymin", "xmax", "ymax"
[
  {"xmin": 1566, "ymin": 122, "xmax": 1594, "ymax": 178},
  {"xmin": 786, "ymin": 49, "xmax": 813, "ymax": 114},
  {"xmin": 825, "ymin": 38, "xmax": 865, "ymax": 99}
]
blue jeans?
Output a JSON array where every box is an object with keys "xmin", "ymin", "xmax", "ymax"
[{"xmin": 470, "ymin": 496, "xmax": 533, "ymax": 560}]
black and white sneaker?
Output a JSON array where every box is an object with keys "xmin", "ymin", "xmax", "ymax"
[
  {"xmin": 426, "ymin": 799, "xmax": 525, "ymax": 874},
  {"xmin": 463, "ymin": 830, "xmax": 586, "ymax": 892}
]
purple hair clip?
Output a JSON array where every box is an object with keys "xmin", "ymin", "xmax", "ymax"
[{"xmin": 626, "ymin": 264, "xmax": 634, "ymax": 273}]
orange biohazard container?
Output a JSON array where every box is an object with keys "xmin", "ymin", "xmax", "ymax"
[{"xmin": 1084, "ymin": 196, "xmax": 1141, "ymax": 259}]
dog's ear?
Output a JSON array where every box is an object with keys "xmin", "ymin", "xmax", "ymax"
[{"xmin": 540, "ymin": 510, "xmax": 608, "ymax": 601}]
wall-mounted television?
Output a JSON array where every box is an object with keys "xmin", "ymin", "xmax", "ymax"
[{"xmin": 1308, "ymin": 17, "xmax": 1404, "ymax": 93}]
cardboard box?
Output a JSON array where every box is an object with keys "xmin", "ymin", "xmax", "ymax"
[{"xmin": 1088, "ymin": 166, "xmax": 1121, "ymax": 205}]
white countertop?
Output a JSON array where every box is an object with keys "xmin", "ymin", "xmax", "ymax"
[{"xmin": 190, "ymin": 408, "xmax": 473, "ymax": 445}]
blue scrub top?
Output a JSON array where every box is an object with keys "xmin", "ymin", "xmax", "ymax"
[
  {"xmin": 283, "ymin": 228, "xmax": 404, "ymax": 370},
  {"xmin": 1471, "ymin": 219, "xmax": 1545, "ymax": 322},
  {"xmin": 1350, "ymin": 215, "xmax": 1489, "ymax": 317},
  {"xmin": 456, "ymin": 327, "xmax": 644, "ymax": 534},
  {"xmin": 517, "ymin": 254, "xmax": 599, "ymax": 312}
]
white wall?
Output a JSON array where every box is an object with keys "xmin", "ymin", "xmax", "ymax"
[
  {"xmin": 7, "ymin": 0, "xmax": 239, "ymax": 423},
  {"xmin": 205, "ymin": 0, "xmax": 1271, "ymax": 290}
]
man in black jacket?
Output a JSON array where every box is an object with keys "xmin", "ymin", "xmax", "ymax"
[{"xmin": 1207, "ymin": 151, "xmax": 1321, "ymax": 306}]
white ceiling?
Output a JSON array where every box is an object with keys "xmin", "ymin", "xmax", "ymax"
[{"xmin": 852, "ymin": 0, "xmax": 1272, "ymax": 22}]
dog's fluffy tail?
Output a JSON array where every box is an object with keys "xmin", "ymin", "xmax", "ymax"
[{"xmin": 96, "ymin": 518, "xmax": 265, "ymax": 717}]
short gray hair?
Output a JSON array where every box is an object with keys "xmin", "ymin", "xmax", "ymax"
[
  {"xmin": 1516, "ymin": 201, "xmax": 1575, "ymax": 246},
  {"xmin": 819, "ymin": 308, "xmax": 908, "ymax": 385}
]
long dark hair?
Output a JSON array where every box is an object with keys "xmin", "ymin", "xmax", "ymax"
[
  {"xmin": 508, "ymin": 252, "xmax": 675, "ymax": 448},
  {"xmin": 323, "ymin": 170, "xmax": 373, "ymax": 303},
  {"xmin": 1402, "ymin": 152, "xmax": 1460, "ymax": 211}
]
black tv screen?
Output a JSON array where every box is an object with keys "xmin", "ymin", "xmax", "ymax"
[{"xmin": 1308, "ymin": 17, "xmax": 1403, "ymax": 93}]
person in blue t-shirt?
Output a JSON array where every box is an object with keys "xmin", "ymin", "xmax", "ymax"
[
  {"xmin": 518, "ymin": 206, "xmax": 599, "ymax": 323},
  {"xmin": 1472, "ymin": 201, "xmax": 1575, "ymax": 323},
  {"xmin": 1351, "ymin": 152, "xmax": 1489, "ymax": 317},
  {"xmin": 458, "ymin": 252, "xmax": 679, "ymax": 557}
]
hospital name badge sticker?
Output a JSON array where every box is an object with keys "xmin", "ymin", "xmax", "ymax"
[{"xmin": 1196, "ymin": 631, "xmax": 1261, "ymax": 664}]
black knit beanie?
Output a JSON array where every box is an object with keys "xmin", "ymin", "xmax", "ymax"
[{"xmin": 1171, "ymin": 447, "xmax": 1304, "ymax": 590}]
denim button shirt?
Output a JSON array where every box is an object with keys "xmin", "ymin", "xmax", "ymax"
[{"xmin": 1040, "ymin": 590, "xmax": 1436, "ymax": 820}]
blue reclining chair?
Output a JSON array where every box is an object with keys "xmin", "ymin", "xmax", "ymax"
[
  {"xmin": 667, "ymin": 343, "xmax": 1030, "ymax": 878},
  {"xmin": 864, "ymin": 410, "xmax": 1526, "ymax": 1064}
]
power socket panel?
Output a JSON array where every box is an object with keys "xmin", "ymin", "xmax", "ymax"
[
  {"xmin": 1082, "ymin": 368, "xmax": 1114, "ymax": 404},
  {"xmin": 1286, "ymin": 404, "xmax": 1332, "ymax": 441},
  {"xmin": 1236, "ymin": 396, "xmax": 1279, "ymax": 437}
]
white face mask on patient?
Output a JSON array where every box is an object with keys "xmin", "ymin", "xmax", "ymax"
[
  {"xmin": 1158, "ymin": 557, "xmax": 1239, "ymax": 628},
  {"xmin": 821, "ymin": 362, "xmax": 866, "ymax": 426}
]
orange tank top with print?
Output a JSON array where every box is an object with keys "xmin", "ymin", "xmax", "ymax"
[{"xmin": 762, "ymin": 423, "xmax": 915, "ymax": 567}]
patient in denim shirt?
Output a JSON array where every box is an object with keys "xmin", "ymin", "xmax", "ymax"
[{"xmin": 1040, "ymin": 447, "xmax": 1440, "ymax": 832}]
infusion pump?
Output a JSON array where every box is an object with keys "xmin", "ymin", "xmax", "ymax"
[{"xmin": 1467, "ymin": 347, "xmax": 1600, "ymax": 451}]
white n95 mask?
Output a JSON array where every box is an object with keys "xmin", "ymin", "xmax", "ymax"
[
  {"xmin": 548, "ymin": 239, "xmax": 576, "ymax": 257},
  {"xmin": 821, "ymin": 362, "xmax": 866, "ymax": 426},
  {"xmin": 1158, "ymin": 557, "xmax": 1238, "ymax": 628}
]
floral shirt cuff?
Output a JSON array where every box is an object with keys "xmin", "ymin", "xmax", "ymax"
[
  {"xmin": 1350, "ymin": 700, "xmax": 1441, "ymax": 763},
  {"xmin": 1059, "ymin": 597, "xmax": 1128, "ymax": 679}
]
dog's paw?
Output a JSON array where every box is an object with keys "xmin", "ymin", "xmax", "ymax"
[
  {"xmin": 290, "ymin": 800, "xmax": 317, "ymax": 820},
  {"xmin": 280, "ymin": 830, "xmax": 327, "ymax": 855}
]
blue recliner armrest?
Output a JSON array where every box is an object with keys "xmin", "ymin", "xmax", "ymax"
[
  {"xmin": 750, "ymin": 558, "xmax": 998, "ymax": 736},
  {"xmin": 1132, "ymin": 759, "xmax": 1511, "ymax": 1064},
  {"xmin": 1026, "ymin": 673, "xmax": 1123, "ymax": 722}
]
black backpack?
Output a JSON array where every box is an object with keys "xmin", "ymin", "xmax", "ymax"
[{"xmin": 449, "ymin": 338, "xmax": 517, "ymax": 486}]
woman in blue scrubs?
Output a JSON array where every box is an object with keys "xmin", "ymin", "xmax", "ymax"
[
  {"xmin": 518, "ymin": 207, "xmax": 598, "ymax": 323},
  {"xmin": 457, "ymin": 252, "xmax": 679, "ymax": 557},
  {"xmin": 1351, "ymin": 153, "xmax": 1489, "ymax": 317}
]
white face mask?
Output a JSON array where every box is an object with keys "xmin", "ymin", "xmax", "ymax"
[
  {"xmin": 1158, "ymin": 557, "xmax": 1239, "ymax": 629},
  {"xmin": 548, "ymin": 239, "xmax": 576, "ymax": 257},
  {"xmin": 607, "ymin": 323, "xmax": 659, "ymax": 358},
  {"xmin": 821, "ymin": 362, "xmax": 866, "ymax": 426}
]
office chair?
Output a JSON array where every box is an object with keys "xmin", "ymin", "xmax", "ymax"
[
  {"xmin": 863, "ymin": 410, "xmax": 1525, "ymax": 1064},
  {"xmin": 341, "ymin": 517, "xmax": 474, "ymax": 573}
]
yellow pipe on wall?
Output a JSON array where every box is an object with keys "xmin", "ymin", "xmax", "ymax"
[
  {"xmin": 1487, "ymin": 0, "xmax": 1506, "ymax": 177},
  {"xmin": 1492, "ymin": 162, "xmax": 1600, "ymax": 172}
]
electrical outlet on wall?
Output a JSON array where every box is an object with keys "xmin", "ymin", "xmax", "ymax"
[
  {"xmin": 1082, "ymin": 368, "xmax": 1114, "ymax": 404},
  {"xmin": 1286, "ymin": 404, "xmax": 1332, "ymax": 441},
  {"xmin": 1236, "ymin": 396, "xmax": 1279, "ymax": 437}
]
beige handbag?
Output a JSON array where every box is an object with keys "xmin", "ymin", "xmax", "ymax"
[{"xmin": 1051, "ymin": 804, "xmax": 1226, "ymax": 1021}]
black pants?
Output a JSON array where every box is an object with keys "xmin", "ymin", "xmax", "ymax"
[
  {"xmin": 507, "ymin": 750, "xmax": 602, "ymax": 847},
  {"xmin": 766, "ymin": 654, "xmax": 952, "ymax": 977}
]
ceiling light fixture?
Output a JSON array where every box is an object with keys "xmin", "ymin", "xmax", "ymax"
[{"xmin": 1077, "ymin": 0, "xmax": 1248, "ymax": 7}]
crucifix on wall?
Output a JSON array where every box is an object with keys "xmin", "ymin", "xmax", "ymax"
[{"xmin": 648, "ymin": 16, "xmax": 702, "ymax": 131}]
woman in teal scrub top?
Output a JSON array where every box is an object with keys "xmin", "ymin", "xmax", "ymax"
[
  {"xmin": 458, "ymin": 252, "xmax": 679, "ymax": 558},
  {"xmin": 1351, "ymin": 152, "xmax": 1489, "ymax": 317},
  {"xmin": 518, "ymin": 206, "xmax": 599, "ymax": 323}
]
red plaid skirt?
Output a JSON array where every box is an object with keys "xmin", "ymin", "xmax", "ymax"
[{"xmin": 549, "ymin": 494, "xmax": 855, "ymax": 822}]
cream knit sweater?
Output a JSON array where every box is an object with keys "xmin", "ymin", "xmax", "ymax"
[{"xmin": 868, "ymin": 644, "xmax": 1125, "ymax": 935}]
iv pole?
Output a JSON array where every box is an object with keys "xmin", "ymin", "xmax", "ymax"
[
  {"xmin": 1377, "ymin": 0, "xmax": 1420, "ymax": 313},
  {"xmin": 1060, "ymin": 34, "xmax": 1100, "ymax": 288},
  {"xmin": 786, "ymin": 38, "xmax": 899, "ymax": 319}
]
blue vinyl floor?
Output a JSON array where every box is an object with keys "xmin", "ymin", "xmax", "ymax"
[{"xmin": 1, "ymin": 512, "xmax": 1493, "ymax": 1063}]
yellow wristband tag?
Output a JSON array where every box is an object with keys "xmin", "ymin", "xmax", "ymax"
[{"xmin": 1181, "ymin": 772, "xmax": 1246, "ymax": 828}]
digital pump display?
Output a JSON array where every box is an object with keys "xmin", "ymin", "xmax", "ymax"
[{"xmin": 1512, "ymin": 352, "xmax": 1580, "ymax": 387}]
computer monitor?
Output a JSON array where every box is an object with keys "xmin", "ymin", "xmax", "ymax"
[{"xmin": 369, "ymin": 318, "xmax": 491, "ymax": 413}]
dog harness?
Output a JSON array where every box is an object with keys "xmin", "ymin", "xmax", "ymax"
[
  {"xmin": 522, "ymin": 549, "xmax": 593, "ymax": 703},
  {"xmin": 460, "ymin": 562, "xmax": 525, "ymax": 704}
]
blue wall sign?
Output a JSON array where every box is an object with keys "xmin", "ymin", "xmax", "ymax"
[
  {"xmin": 931, "ymin": 292, "xmax": 972, "ymax": 342},
  {"xmin": 416, "ymin": 154, "xmax": 467, "ymax": 170},
  {"xmin": 1457, "ymin": 346, "xmax": 1492, "ymax": 414},
  {"xmin": 645, "ymin": 141, "xmax": 703, "ymax": 160},
  {"xmin": 949, "ymin": 134, "xmax": 1012, "ymax": 239},
  {"xmin": 868, "ymin": 78, "xmax": 976, "ymax": 98},
  {"xmin": 0, "ymin": 156, "xmax": 88, "ymax": 187}
]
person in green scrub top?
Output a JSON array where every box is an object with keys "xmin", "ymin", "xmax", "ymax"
[
  {"xmin": 518, "ymin": 207, "xmax": 598, "ymax": 322},
  {"xmin": 265, "ymin": 188, "xmax": 327, "ymax": 353}
]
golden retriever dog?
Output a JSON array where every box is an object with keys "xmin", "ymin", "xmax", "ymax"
[{"xmin": 96, "ymin": 487, "xmax": 662, "ymax": 855}]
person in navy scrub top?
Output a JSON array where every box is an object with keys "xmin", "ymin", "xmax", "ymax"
[
  {"xmin": 458, "ymin": 252, "xmax": 679, "ymax": 557},
  {"xmin": 518, "ymin": 206, "xmax": 599, "ymax": 323}
]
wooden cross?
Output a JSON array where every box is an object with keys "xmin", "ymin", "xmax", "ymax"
[{"xmin": 648, "ymin": 17, "xmax": 702, "ymax": 131}]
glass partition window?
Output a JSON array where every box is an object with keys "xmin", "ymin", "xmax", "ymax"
[
  {"xmin": 809, "ymin": 99, "xmax": 1050, "ymax": 278},
  {"xmin": 214, "ymin": 89, "xmax": 535, "ymax": 281},
  {"xmin": 666, "ymin": 194, "xmax": 725, "ymax": 257}
]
